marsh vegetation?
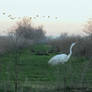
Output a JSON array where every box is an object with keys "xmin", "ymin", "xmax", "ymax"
[{"xmin": 0, "ymin": 18, "xmax": 92, "ymax": 92}]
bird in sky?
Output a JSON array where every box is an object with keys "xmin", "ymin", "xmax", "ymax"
[{"xmin": 2, "ymin": 12, "xmax": 6, "ymax": 15}]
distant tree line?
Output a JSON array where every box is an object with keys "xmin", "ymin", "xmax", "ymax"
[
  {"xmin": 47, "ymin": 20, "xmax": 92, "ymax": 58},
  {"xmin": 0, "ymin": 18, "xmax": 92, "ymax": 58}
]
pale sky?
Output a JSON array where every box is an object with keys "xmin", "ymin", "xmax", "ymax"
[{"xmin": 0, "ymin": 0, "xmax": 92, "ymax": 36}]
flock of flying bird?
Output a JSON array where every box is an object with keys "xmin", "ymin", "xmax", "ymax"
[{"xmin": 2, "ymin": 12, "xmax": 59, "ymax": 20}]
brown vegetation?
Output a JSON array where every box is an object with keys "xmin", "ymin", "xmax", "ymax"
[{"xmin": 0, "ymin": 18, "xmax": 92, "ymax": 58}]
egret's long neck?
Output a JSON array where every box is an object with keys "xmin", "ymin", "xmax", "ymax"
[{"xmin": 67, "ymin": 45, "xmax": 73, "ymax": 59}]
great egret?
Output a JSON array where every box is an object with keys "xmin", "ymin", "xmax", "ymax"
[{"xmin": 48, "ymin": 42, "xmax": 76, "ymax": 65}]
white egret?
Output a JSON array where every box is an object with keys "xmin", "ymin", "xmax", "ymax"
[{"xmin": 48, "ymin": 42, "xmax": 76, "ymax": 65}]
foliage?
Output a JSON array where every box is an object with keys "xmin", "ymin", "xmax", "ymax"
[{"xmin": 12, "ymin": 17, "xmax": 46, "ymax": 43}]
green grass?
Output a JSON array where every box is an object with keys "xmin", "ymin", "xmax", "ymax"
[
  {"xmin": 30, "ymin": 44, "xmax": 51, "ymax": 52},
  {"xmin": 0, "ymin": 44, "xmax": 92, "ymax": 87},
  {"xmin": 0, "ymin": 45, "xmax": 92, "ymax": 92}
]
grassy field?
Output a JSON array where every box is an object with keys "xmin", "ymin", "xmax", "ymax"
[{"xmin": 0, "ymin": 44, "xmax": 92, "ymax": 91}]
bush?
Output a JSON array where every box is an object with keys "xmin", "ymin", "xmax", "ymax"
[{"xmin": 47, "ymin": 33, "xmax": 92, "ymax": 58}]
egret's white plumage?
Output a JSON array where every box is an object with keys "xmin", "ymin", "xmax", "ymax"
[{"xmin": 48, "ymin": 42, "xmax": 76, "ymax": 65}]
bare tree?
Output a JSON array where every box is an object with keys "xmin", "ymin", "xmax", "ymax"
[
  {"xmin": 82, "ymin": 19, "xmax": 92, "ymax": 57},
  {"xmin": 14, "ymin": 17, "xmax": 46, "ymax": 44},
  {"xmin": 83, "ymin": 19, "xmax": 92, "ymax": 35}
]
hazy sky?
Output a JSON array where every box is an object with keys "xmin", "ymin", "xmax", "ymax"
[{"xmin": 0, "ymin": 0, "xmax": 92, "ymax": 36}]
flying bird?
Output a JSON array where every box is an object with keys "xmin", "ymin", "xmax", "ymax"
[
  {"xmin": 48, "ymin": 42, "xmax": 76, "ymax": 65},
  {"xmin": 8, "ymin": 15, "xmax": 12, "ymax": 17},
  {"xmin": 48, "ymin": 16, "xmax": 50, "ymax": 18},
  {"xmin": 2, "ymin": 12, "xmax": 6, "ymax": 15},
  {"xmin": 30, "ymin": 17, "xmax": 32, "ymax": 20},
  {"xmin": 55, "ymin": 17, "xmax": 58, "ymax": 19}
]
